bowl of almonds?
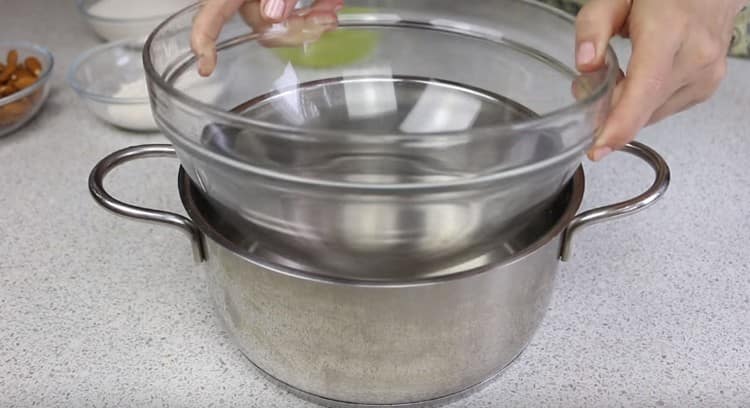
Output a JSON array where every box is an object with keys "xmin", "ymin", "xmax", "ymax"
[{"xmin": 0, "ymin": 42, "xmax": 54, "ymax": 137}]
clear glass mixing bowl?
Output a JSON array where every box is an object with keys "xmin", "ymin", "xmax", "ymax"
[{"xmin": 143, "ymin": 0, "xmax": 619, "ymax": 274}]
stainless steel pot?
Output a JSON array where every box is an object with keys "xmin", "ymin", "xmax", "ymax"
[{"xmin": 89, "ymin": 142, "xmax": 669, "ymax": 407}]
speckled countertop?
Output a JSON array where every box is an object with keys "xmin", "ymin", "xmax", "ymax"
[{"xmin": 1, "ymin": 1, "xmax": 749, "ymax": 407}]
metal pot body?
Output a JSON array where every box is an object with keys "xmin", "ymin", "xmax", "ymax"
[
  {"xmin": 203, "ymin": 228, "xmax": 560, "ymax": 405},
  {"xmin": 88, "ymin": 142, "xmax": 669, "ymax": 407}
]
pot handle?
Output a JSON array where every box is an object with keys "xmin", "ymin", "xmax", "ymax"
[
  {"xmin": 560, "ymin": 141, "xmax": 670, "ymax": 261},
  {"xmin": 88, "ymin": 144, "xmax": 205, "ymax": 263}
]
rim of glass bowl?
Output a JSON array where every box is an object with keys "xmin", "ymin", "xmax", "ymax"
[
  {"xmin": 76, "ymin": 0, "xmax": 179, "ymax": 23},
  {"xmin": 143, "ymin": 1, "xmax": 620, "ymax": 191},
  {"xmin": 67, "ymin": 39, "xmax": 151, "ymax": 105},
  {"xmin": 0, "ymin": 42, "xmax": 54, "ymax": 106}
]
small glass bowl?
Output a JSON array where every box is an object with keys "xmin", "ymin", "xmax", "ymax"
[
  {"xmin": 0, "ymin": 42, "xmax": 54, "ymax": 137},
  {"xmin": 76, "ymin": 0, "xmax": 194, "ymax": 43},
  {"xmin": 67, "ymin": 39, "xmax": 157, "ymax": 132}
]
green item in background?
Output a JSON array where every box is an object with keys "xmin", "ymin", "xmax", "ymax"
[
  {"xmin": 272, "ymin": 7, "xmax": 379, "ymax": 68},
  {"xmin": 539, "ymin": 0, "xmax": 749, "ymax": 58},
  {"xmin": 731, "ymin": 8, "xmax": 750, "ymax": 58}
]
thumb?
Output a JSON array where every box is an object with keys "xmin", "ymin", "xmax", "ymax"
[{"xmin": 575, "ymin": 0, "xmax": 630, "ymax": 72}]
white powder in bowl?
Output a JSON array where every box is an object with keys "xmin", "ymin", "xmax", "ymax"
[
  {"xmin": 85, "ymin": 0, "xmax": 195, "ymax": 41},
  {"xmin": 87, "ymin": 0, "xmax": 194, "ymax": 19},
  {"xmin": 101, "ymin": 75, "xmax": 225, "ymax": 132},
  {"xmin": 105, "ymin": 77, "xmax": 157, "ymax": 131}
]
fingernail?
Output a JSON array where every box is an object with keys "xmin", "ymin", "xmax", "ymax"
[
  {"xmin": 577, "ymin": 41, "xmax": 596, "ymax": 66},
  {"xmin": 263, "ymin": 0, "xmax": 285, "ymax": 20},
  {"xmin": 590, "ymin": 146, "xmax": 612, "ymax": 161}
]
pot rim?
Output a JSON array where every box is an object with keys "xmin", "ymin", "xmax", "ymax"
[{"xmin": 179, "ymin": 166, "xmax": 586, "ymax": 288}]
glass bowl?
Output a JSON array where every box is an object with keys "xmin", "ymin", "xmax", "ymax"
[
  {"xmin": 76, "ymin": 0, "xmax": 195, "ymax": 43},
  {"xmin": 0, "ymin": 42, "xmax": 54, "ymax": 137},
  {"xmin": 143, "ymin": 0, "xmax": 620, "ymax": 274},
  {"xmin": 68, "ymin": 39, "xmax": 227, "ymax": 132},
  {"xmin": 67, "ymin": 40, "xmax": 159, "ymax": 132}
]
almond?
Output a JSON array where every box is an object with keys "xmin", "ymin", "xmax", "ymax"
[
  {"xmin": 15, "ymin": 66, "xmax": 33, "ymax": 78},
  {"xmin": 24, "ymin": 57, "xmax": 42, "ymax": 77},
  {"xmin": 0, "ymin": 83, "xmax": 17, "ymax": 97},
  {"xmin": 0, "ymin": 60, "xmax": 17, "ymax": 83},
  {"xmin": 13, "ymin": 75, "xmax": 37, "ymax": 90},
  {"xmin": 0, "ymin": 50, "xmax": 43, "ymax": 127}
]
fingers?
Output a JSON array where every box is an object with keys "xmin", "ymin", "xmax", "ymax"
[
  {"xmin": 644, "ymin": 85, "xmax": 699, "ymax": 126},
  {"xmin": 575, "ymin": 0, "xmax": 631, "ymax": 72},
  {"xmin": 191, "ymin": 0, "xmax": 247, "ymax": 76},
  {"xmin": 194, "ymin": 0, "xmax": 343, "ymax": 75},
  {"xmin": 589, "ymin": 23, "xmax": 683, "ymax": 160},
  {"xmin": 580, "ymin": 0, "xmax": 738, "ymax": 161},
  {"xmin": 239, "ymin": 1, "xmax": 270, "ymax": 32},
  {"xmin": 571, "ymin": 67, "xmax": 624, "ymax": 101},
  {"xmin": 635, "ymin": 3, "xmax": 731, "ymax": 126},
  {"xmin": 241, "ymin": 0, "xmax": 342, "ymax": 30},
  {"xmin": 257, "ymin": 9, "xmax": 338, "ymax": 47},
  {"xmin": 647, "ymin": 60, "xmax": 726, "ymax": 125},
  {"xmin": 256, "ymin": 0, "xmax": 341, "ymax": 47}
]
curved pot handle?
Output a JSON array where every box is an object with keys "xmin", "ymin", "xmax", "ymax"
[
  {"xmin": 560, "ymin": 141, "xmax": 670, "ymax": 261},
  {"xmin": 88, "ymin": 144, "xmax": 205, "ymax": 263}
]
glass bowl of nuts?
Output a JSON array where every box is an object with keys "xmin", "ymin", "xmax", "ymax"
[{"xmin": 0, "ymin": 42, "xmax": 54, "ymax": 137}]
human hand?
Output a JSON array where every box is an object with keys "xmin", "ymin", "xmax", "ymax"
[
  {"xmin": 191, "ymin": 0, "xmax": 343, "ymax": 77},
  {"xmin": 575, "ymin": 0, "xmax": 746, "ymax": 160}
]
